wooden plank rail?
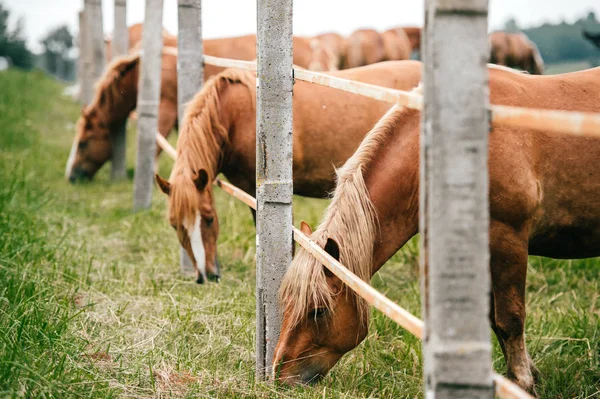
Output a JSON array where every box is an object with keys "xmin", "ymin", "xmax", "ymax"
[{"xmin": 154, "ymin": 133, "xmax": 533, "ymax": 399}]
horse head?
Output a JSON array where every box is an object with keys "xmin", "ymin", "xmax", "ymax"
[
  {"xmin": 156, "ymin": 170, "xmax": 221, "ymax": 284},
  {"xmin": 273, "ymin": 221, "xmax": 369, "ymax": 384},
  {"xmin": 66, "ymin": 53, "xmax": 140, "ymax": 182},
  {"xmin": 66, "ymin": 107, "xmax": 113, "ymax": 182}
]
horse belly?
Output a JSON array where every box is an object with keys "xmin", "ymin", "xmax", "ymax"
[{"xmin": 529, "ymin": 224, "xmax": 600, "ymax": 259}]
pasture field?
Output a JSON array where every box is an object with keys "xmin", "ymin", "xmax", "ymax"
[{"xmin": 0, "ymin": 68, "xmax": 598, "ymax": 398}]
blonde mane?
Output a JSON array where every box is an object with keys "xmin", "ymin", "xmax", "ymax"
[
  {"xmin": 280, "ymin": 98, "xmax": 415, "ymax": 328},
  {"xmin": 168, "ymin": 68, "xmax": 256, "ymax": 226}
]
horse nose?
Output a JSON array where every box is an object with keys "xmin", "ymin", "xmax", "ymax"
[
  {"xmin": 208, "ymin": 258, "xmax": 221, "ymax": 282},
  {"xmin": 69, "ymin": 167, "xmax": 91, "ymax": 183}
]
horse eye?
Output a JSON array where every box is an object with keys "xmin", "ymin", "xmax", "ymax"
[
  {"xmin": 78, "ymin": 141, "xmax": 88, "ymax": 150},
  {"xmin": 308, "ymin": 308, "xmax": 328, "ymax": 319},
  {"xmin": 205, "ymin": 216, "xmax": 214, "ymax": 227}
]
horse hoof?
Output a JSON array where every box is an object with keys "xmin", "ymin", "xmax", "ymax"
[{"xmin": 196, "ymin": 274, "xmax": 205, "ymax": 284}]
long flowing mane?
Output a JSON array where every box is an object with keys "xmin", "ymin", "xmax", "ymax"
[
  {"xmin": 280, "ymin": 97, "xmax": 416, "ymax": 328},
  {"xmin": 168, "ymin": 68, "xmax": 256, "ymax": 225},
  {"xmin": 85, "ymin": 51, "xmax": 141, "ymax": 115}
]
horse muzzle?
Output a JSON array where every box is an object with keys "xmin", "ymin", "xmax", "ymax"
[{"xmin": 68, "ymin": 166, "xmax": 93, "ymax": 183}]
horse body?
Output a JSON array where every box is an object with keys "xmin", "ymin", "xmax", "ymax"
[
  {"xmin": 381, "ymin": 29, "xmax": 412, "ymax": 62},
  {"xmin": 401, "ymin": 26, "xmax": 422, "ymax": 51},
  {"xmin": 274, "ymin": 66, "xmax": 600, "ymax": 394},
  {"xmin": 314, "ymin": 32, "xmax": 347, "ymax": 70},
  {"xmin": 490, "ymin": 31, "xmax": 544, "ymax": 75},
  {"xmin": 345, "ymin": 29, "xmax": 387, "ymax": 68},
  {"xmin": 155, "ymin": 61, "xmax": 423, "ymax": 283}
]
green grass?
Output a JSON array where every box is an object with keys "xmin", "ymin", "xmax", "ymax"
[{"xmin": 0, "ymin": 68, "xmax": 598, "ymax": 398}]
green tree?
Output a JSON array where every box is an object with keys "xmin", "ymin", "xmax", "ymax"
[
  {"xmin": 0, "ymin": 2, "xmax": 33, "ymax": 69},
  {"xmin": 40, "ymin": 25, "xmax": 73, "ymax": 76}
]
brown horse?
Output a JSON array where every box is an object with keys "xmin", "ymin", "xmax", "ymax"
[
  {"xmin": 402, "ymin": 26, "xmax": 422, "ymax": 52},
  {"xmin": 105, "ymin": 23, "xmax": 177, "ymax": 60},
  {"xmin": 66, "ymin": 48, "xmax": 179, "ymax": 181},
  {"xmin": 67, "ymin": 34, "xmax": 339, "ymax": 182},
  {"xmin": 273, "ymin": 66, "xmax": 600, "ymax": 395},
  {"xmin": 314, "ymin": 32, "xmax": 347, "ymax": 70},
  {"xmin": 381, "ymin": 28, "xmax": 412, "ymax": 61},
  {"xmin": 490, "ymin": 31, "xmax": 544, "ymax": 75},
  {"xmin": 344, "ymin": 29, "xmax": 387, "ymax": 68},
  {"xmin": 154, "ymin": 61, "xmax": 423, "ymax": 284}
]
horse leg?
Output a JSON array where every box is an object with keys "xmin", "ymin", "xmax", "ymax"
[
  {"xmin": 490, "ymin": 220, "xmax": 538, "ymax": 396},
  {"xmin": 489, "ymin": 292, "xmax": 508, "ymax": 361}
]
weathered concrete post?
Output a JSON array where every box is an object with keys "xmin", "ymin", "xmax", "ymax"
[
  {"xmin": 133, "ymin": 0, "xmax": 164, "ymax": 210},
  {"xmin": 177, "ymin": 0, "xmax": 203, "ymax": 275},
  {"xmin": 85, "ymin": 0, "xmax": 106, "ymax": 80},
  {"xmin": 79, "ymin": 9, "xmax": 94, "ymax": 105},
  {"xmin": 255, "ymin": 0, "xmax": 294, "ymax": 379},
  {"xmin": 420, "ymin": 0, "xmax": 493, "ymax": 398},
  {"xmin": 111, "ymin": 0, "xmax": 129, "ymax": 181}
]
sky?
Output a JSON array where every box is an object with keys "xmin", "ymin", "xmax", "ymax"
[{"xmin": 4, "ymin": 0, "xmax": 600, "ymax": 53}]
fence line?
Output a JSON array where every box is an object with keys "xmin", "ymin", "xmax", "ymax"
[
  {"xmin": 202, "ymin": 55, "xmax": 600, "ymax": 138},
  {"xmin": 154, "ymin": 133, "xmax": 532, "ymax": 399},
  {"xmin": 203, "ymin": 55, "xmax": 256, "ymax": 71}
]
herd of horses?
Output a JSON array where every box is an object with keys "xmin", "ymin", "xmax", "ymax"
[{"xmin": 65, "ymin": 22, "xmax": 600, "ymax": 396}]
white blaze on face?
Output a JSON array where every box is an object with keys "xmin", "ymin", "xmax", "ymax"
[
  {"xmin": 187, "ymin": 214, "xmax": 207, "ymax": 281},
  {"xmin": 65, "ymin": 136, "xmax": 80, "ymax": 179}
]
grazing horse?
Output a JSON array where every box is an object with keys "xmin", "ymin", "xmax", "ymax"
[
  {"xmin": 402, "ymin": 26, "xmax": 422, "ymax": 52},
  {"xmin": 154, "ymin": 61, "xmax": 423, "ymax": 284},
  {"xmin": 273, "ymin": 66, "xmax": 600, "ymax": 395},
  {"xmin": 490, "ymin": 31, "xmax": 544, "ymax": 75},
  {"xmin": 583, "ymin": 29, "xmax": 600, "ymax": 50},
  {"xmin": 381, "ymin": 28, "xmax": 412, "ymax": 61},
  {"xmin": 345, "ymin": 29, "xmax": 387, "ymax": 68},
  {"xmin": 315, "ymin": 32, "xmax": 347, "ymax": 70},
  {"xmin": 67, "ymin": 34, "xmax": 339, "ymax": 182},
  {"xmin": 66, "ymin": 48, "xmax": 179, "ymax": 182}
]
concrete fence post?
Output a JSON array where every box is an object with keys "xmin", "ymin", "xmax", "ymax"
[
  {"xmin": 85, "ymin": 0, "xmax": 106, "ymax": 80},
  {"xmin": 420, "ymin": 0, "xmax": 494, "ymax": 398},
  {"xmin": 79, "ymin": 9, "xmax": 94, "ymax": 105},
  {"xmin": 255, "ymin": 0, "xmax": 294, "ymax": 380},
  {"xmin": 177, "ymin": 0, "xmax": 203, "ymax": 274},
  {"xmin": 133, "ymin": 0, "xmax": 163, "ymax": 210},
  {"xmin": 111, "ymin": 0, "xmax": 129, "ymax": 181}
]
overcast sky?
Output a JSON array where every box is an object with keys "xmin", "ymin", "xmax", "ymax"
[{"xmin": 5, "ymin": 0, "xmax": 600, "ymax": 53}]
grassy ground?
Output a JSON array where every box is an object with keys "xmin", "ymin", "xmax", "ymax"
[{"xmin": 0, "ymin": 68, "xmax": 598, "ymax": 398}]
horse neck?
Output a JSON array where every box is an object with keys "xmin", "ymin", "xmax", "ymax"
[
  {"xmin": 100, "ymin": 72, "xmax": 139, "ymax": 126},
  {"xmin": 175, "ymin": 76, "xmax": 251, "ymax": 181},
  {"xmin": 363, "ymin": 107, "xmax": 421, "ymax": 275}
]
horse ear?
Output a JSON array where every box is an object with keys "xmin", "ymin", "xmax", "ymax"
[
  {"xmin": 300, "ymin": 220, "xmax": 313, "ymax": 235},
  {"xmin": 193, "ymin": 169, "xmax": 209, "ymax": 191},
  {"xmin": 323, "ymin": 238, "xmax": 340, "ymax": 279},
  {"xmin": 155, "ymin": 174, "xmax": 171, "ymax": 195}
]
